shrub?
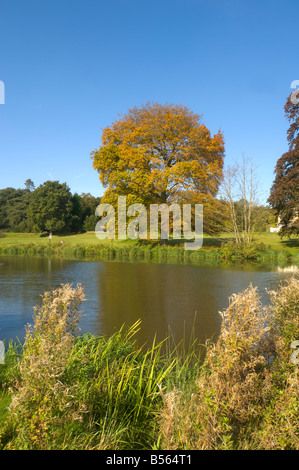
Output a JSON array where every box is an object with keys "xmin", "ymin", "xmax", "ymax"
[
  {"xmin": 159, "ymin": 283, "xmax": 276, "ymax": 449},
  {"xmin": 1, "ymin": 286, "xmax": 176, "ymax": 450},
  {"xmin": 220, "ymin": 240, "xmax": 267, "ymax": 261},
  {"xmin": 255, "ymin": 277, "xmax": 299, "ymax": 449},
  {"xmin": 159, "ymin": 276, "xmax": 299, "ymax": 450},
  {"xmin": 4, "ymin": 284, "xmax": 86, "ymax": 449}
]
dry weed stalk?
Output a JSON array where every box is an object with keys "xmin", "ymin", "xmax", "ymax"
[
  {"xmin": 8, "ymin": 284, "xmax": 86, "ymax": 449},
  {"xmin": 160, "ymin": 278, "xmax": 299, "ymax": 450}
]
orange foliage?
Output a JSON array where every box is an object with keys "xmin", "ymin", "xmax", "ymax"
[{"xmin": 91, "ymin": 102, "xmax": 225, "ymax": 208}]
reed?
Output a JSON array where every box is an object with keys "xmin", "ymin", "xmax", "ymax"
[
  {"xmin": 0, "ymin": 276, "xmax": 299, "ymax": 450},
  {"xmin": 0, "ymin": 240, "xmax": 296, "ymax": 267},
  {"xmin": 0, "ymin": 286, "xmax": 191, "ymax": 449}
]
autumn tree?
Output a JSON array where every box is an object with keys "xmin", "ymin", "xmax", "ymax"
[
  {"xmin": 268, "ymin": 93, "xmax": 299, "ymax": 236},
  {"xmin": 91, "ymin": 102, "xmax": 225, "ymax": 233}
]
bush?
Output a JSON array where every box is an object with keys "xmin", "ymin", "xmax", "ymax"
[
  {"xmin": 159, "ymin": 276, "xmax": 299, "ymax": 450},
  {"xmin": 159, "ymin": 283, "xmax": 276, "ymax": 449},
  {"xmin": 2, "ymin": 284, "xmax": 86, "ymax": 449},
  {"xmin": 220, "ymin": 240, "xmax": 267, "ymax": 261},
  {"xmin": 83, "ymin": 215, "xmax": 99, "ymax": 232},
  {"xmin": 0, "ymin": 285, "xmax": 176, "ymax": 450}
]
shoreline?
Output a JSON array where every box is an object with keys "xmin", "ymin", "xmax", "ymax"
[{"xmin": 0, "ymin": 239, "xmax": 298, "ymax": 267}]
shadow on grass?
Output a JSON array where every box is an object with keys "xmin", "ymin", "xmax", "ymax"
[
  {"xmin": 202, "ymin": 236, "xmax": 234, "ymax": 248},
  {"xmin": 280, "ymin": 238, "xmax": 299, "ymax": 249},
  {"xmin": 138, "ymin": 236, "xmax": 234, "ymax": 249}
]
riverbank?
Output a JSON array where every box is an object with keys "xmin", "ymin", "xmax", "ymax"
[
  {"xmin": 0, "ymin": 231, "xmax": 298, "ymax": 265},
  {"xmin": 1, "ymin": 277, "xmax": 299, "ymax": 450}
]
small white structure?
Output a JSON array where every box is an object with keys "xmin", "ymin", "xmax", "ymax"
[
  {"xmin": 277, "ymin": 265, "xmax": 299, "ymax": 273},
  {"xmin": 270, "ymin": 226, "xmax": 281, "ymax": 233},
  {"xmin": 270, "ymin": 216, "xmax": 282, "ymax": 233}
]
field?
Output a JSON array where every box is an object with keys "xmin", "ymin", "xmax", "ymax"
[
  {"xmin": 0, "ymin": 230, "xmax": 298, "ymax": 252},
  {"xmin": 0, "ymin": 231, "xmax": 297, "ymax": 266}
]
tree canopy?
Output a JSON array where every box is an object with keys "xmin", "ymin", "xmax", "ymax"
[
  {"xmin": 0, "ymin": 181, "xmax": 101, "ymax": 234},
  {"xmin": 268, "ymin": 94, "xmax": 299, "ymax": 236},
  {"xmin": 28, "ymin": 181, "xmax": 75, "ymax": 233},
  {"xmin": 0, "ymin": 187, "xmax": 33, "ymax": 232},
  {"xmin": 91, "ymin": 103, "xmax": 225, "ymax": 209}
]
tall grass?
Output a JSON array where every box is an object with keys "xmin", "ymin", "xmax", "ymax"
[
  {"xmin": 0, "ymin": 240, "xmax": 296, "ymax": 266},
  {"xmin": 0, "ymin": 285, "xmax": 185, "ymax": 449},
  {"xmin": 0, "ymin": 276, "xmax": 299, "ymax": 449},
  {"xmin": 159, "ymin": 276, "xmax": 299, "ymax": 450}
]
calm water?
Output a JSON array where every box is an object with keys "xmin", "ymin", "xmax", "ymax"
[{"xmin": 0, "ymin": 256, "xmax": 295, "ymax": 347}]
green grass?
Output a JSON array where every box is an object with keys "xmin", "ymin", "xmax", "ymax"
[
  {"xmin": 0, "ymin": 231, "xmax": 298, "ymax": 265},
  {"xmin": 0, "ymin": 392, "xmax": 11, "ymax": 422},
  {"xmin": 0, "ymin": 230, "xmax": 297, "ymax": 249},
  {"xmin": 0, "ymin": 231, "xmax": 126, "ymax": 247},
  {"xmin": 0, "ymin": 331, "xmax": 198, "ymax": 450},
  {"xmin": 0, "ymin": 284, "xmax": 201, "ymax": 450}
]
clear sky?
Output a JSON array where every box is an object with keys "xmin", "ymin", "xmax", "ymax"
[{"xmin": 0, "ymin": 0, "xmax": 297, "ymax": 203}]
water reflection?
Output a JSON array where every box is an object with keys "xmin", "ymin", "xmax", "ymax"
[
  {"xmin": 97, "ymin": 263, "xmax": 223, "ymax": 347},
  {"xmin": 0, "ymin": 256, "xmax": 295, "ymax": 348}
]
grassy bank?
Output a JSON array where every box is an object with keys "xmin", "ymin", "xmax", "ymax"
[
  {"xmin": 0, "ymin": 277, "xmax": 299, "ymax": 450},
  {"xmin": 0, "ymin": 231, "xmax": 298, "ymax": 265}
]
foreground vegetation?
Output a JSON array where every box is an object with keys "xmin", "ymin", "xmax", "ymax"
[
  {"xmin": 0, "ymin": 231, "xmax": 298, "ymax": 265},
  {"xmin": 0, "ymin": 276, "xmax": 299, "ymax": 450}
]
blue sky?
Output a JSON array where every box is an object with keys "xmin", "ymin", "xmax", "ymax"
[{"xmin": 0, "ymin": 0, "xmax": 297, "ymax": 203}]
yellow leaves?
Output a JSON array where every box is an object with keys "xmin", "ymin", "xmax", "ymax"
[{"xmin": 91, "ymin": 102, "xmax": 225, "ymax": 206}]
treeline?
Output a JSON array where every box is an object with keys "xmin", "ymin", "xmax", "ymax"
[
  {"xmin": 0, "ymin": 179, "xmax": 275, "ymax": 235},
  {"xmin": 0, "ymin": 179, "xmax": 101, "ymax": 234},
  {"xmin": 232, "ymin": 199, "xmax": 276, "ymax": 233}
]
